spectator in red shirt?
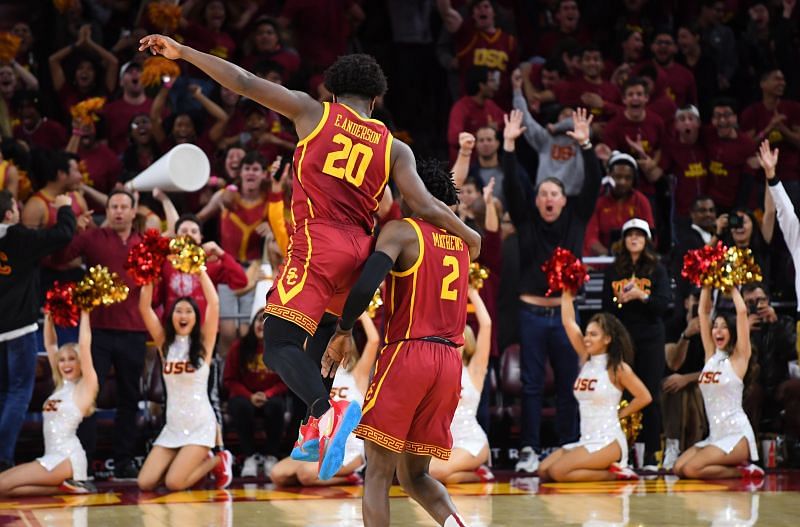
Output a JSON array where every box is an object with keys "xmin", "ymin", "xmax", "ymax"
[
  {"xmin": 554, "ymin": 44, "xmax": 622, "ymax": 124},
  {"xmin": 104, "ymin": 62, "xmax": 154, "ymax": 155},
  {"xmin": 656, "ymin": 105, "xmax": 709, "ymax": 217},
  {"xmin": 741, "ymin": 69, "xmax": 800, "ymax": 204},
  {"xmin": 440, "ymin": 0, "xmax": 519, "ymax": 110},
  {"xmin": 649, "ymin": 30, "xmax": 697, "ymax": 107},
  {"xmin": 704, "ymin": 98, "xmax": 760, "ymax": 212},
  {"xmin": 447, "ymin": 66, "xmax": 505, "ymax": 162},
  {"xmin": 12, "ymin": 91, "xmax": 68, "ymax": 151},
  {"xmin": 224, "ymin": 311, "xmax": 289, "ymax": 477},
  {"xmin": 240, "ymin": 17, "xmax": 301, "ymax": 87},
  {"xmin": 637, "ymin": 64, "xmax": 678, "ymax": 129},
  {"xmin": 536, "ymin": 0, "xmax": 592, "ymax": 60},
  {"xmin": 179, "ymin": 0, "xmax": 236, "ymax": 61},
  {"xmin": 66, "ymin": 116, "xmax": 122, "ymax": 201},
  {"xmin": 584, "ymin": 151, "xmax": 654, "ymax": 256},
  {"xmin": 150, "ymin": 82, "xmax": 228, "ymax": 157},
  {"xmin": 676, "ymin": 22, "xmax": 719, "ymax": 123},
  {"xmin": 601, "ymin": 76, "xmax": 666, "ymax": 197}
]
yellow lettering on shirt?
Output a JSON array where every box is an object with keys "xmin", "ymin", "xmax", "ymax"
[
  {"xmin": 709, "ymin": 161, "xmax": 728, "ymax": 177},
  {"xmin": 431, "ymin": 232, "xmax": 464, "ymax": 252},
  {"xmin": 473, "ymin": 48, "xmax": 509, "ymax": 71},
  {"xmin": 768, "ymin": 129, "xmax": 784, "ymax": 144},
  {"xmin": 685, "ymin": 163, "xmax": 707, "ymax": 179},
  {"xmin": 333, "ymin": 116, "xmax": 381, "ymax": 145}
]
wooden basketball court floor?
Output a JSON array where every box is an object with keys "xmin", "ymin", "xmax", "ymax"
[{"xmin": 2, "ymin": 471, "xmax": 800, "ymax": 526}]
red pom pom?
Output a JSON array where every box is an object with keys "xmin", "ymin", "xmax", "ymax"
[
  {"xmin": 125, "ymin": 229, "xmax": 171, "ymax": 285},
  {"xmin": 681, "ymin": 241, "xmax": 727, "ymax": 287},
  {"xmin": 44, "ymin": 281, "xmax": 79, "ymax": 327},
  {"xmin": 541, "ymin": 247, "xmax": 590, "ymax": 296}
]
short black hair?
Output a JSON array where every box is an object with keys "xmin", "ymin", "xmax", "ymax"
[
  {"xmin": 623, "ymin": 76, "xmax": 649, "ymax": 96},
  {"xmin": 542, "ymin": 57, "xmax": 567, "ymax": 76},
  {"xmin": 464, "ymin": 65, "xmax": 491, "ymax": 96},
  {"xmin": 759, "ymin": 67, "xmax": 782, "ymax": 82},
  {"xmin": 254, "ymin": 59, "xmax": 284, "ymax": 79},
  {"xmin": 108, "ymin": 188, "xmax": 135, "ymax": 207},
  {"xmin": 36, "ymin": 150, "xmax": 78, "ymax": 184},
  {"xmin": 12, "ymin": 90, "xmax": 40, "ymax": 111},
  {"xmin": 711, "ymin": 96, "xmax": 739, "ymax": 113},
  {"xmin": 241, "ymin": 150, "xmax": 267, "ymax": 168},
  {"xmin": 580, "ymin": 42, "xmax": 603, "ymax": 58},
  {"xmin": 691, "ymin": 194, "xmax": 715, "ymax": 210},
  {"xmin": 175, "ymin": 213, "xmax": 202, "ymax": 233},
  {"xmin": 0, "ymin": 190, "xmax": 14, "ymax": 220},
  {"xmin": 741, "ymin": 282, "xmax": 769, "ymax": 297},
  {"xmin": 324, "ymin": 54, "xmax": 387, "ymax": 100},
  {"xmin": 418, "ymin": 158, "xmax": 459, "ymax": 206}
]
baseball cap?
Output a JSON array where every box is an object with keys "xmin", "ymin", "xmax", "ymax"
[
  {"xmin": 675, "ymin": 105, "xmax": 701, "ymax": 120},
  {"xmin": 621, "ymin": 218, "xmax": 652, "ymax": 239},
  {"xmin": 119, "ymin": 61, "xmax": 142, "ymax": 81}
]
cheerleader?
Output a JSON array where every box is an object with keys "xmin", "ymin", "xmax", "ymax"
[
  {"xmin": 673, "ymin": 286, "xmax": 763, "ymax": 479},
  {"xmin": 429, "ymin": 288, "xmax": 493, "ymax": 484},
  {"xmin": 137, "ymin": 269, "xmax": 233, "ymax": 491},
  {"xmin": 538, "ymin": 290, "xmax": 652, "ymax": 482},
  {"xmin": 269, "ymin": 313, "xmax": 379, "ymax": 487},
  {"xmin": 0, "ymin": 311, "xmax": 97, "ymax": 496}
]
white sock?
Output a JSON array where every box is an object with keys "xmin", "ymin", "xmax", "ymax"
[{"xmin": 444, "ymin": 513, "xmax": 468, "ymax": 527}]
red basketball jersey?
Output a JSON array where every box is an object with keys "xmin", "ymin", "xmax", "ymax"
[
  {"xmin": 220, "ymin": 194, "xmax": 271, "ymax": 262},
  {"xmin": 383, "ymin": 219, "xmax": 469, "ymax": 346},
  {"xmin": 29, "ymin": 190, "xmax": 87, "ymax": 227},
  {"xmin": 291, "ymin": 102, "xmax": 393, "ymax": 233}
]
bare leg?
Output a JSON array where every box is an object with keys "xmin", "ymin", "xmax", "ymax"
[
  {"xmin": 673, "ymin": 446, "xmax": 701, "ymax": 478},
  {"xmin": 681, "ymin": 439, "xmax": 749, "ymax": 480},
  {"xmin": 296, "ymin": 456, "xmax": 363, "ymax": 486},
  {"xmin": 429, "ymin": 446, "xmax": 489, "ymax": 484},
  {"xmin": 537, "ymin": 448, "xmax": 566, "ymax": 482},
  {"xmin": 363, "ymin": 441, "xmax": 399, "ymax": 527},
  {"xmin": 0, "ymin": 459, "xmax": 73, "ymax": 497},
  {"xmin": 163, "ymin": 445, "xmax": 218, "ymax": 491},
  {"xmin": 396, "ymin": 451, "xmax": 460, "ymax": 525},
  {"xmin": 548, "ymin": 443, "xmax": 621, "ymax": 483},
  {"xmin": 138, "ymin": 446, "xmax": 178, "ymax": 491}
]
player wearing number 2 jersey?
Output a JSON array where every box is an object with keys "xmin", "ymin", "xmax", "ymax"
[
  {"xmin": 138, "ymin": 35, "xmax": 481, "ymax": 481},
  {"xmin": 322, "ymin": 160, "xmax": 470, "ymax": 527}
]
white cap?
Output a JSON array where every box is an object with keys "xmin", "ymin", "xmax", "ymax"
[
  {"xmin": 608, "ymin": 151, "xmax": 638, "ymax": 172},
  {"xmin": 675, "ymin": 105, "xmax": 701, "ymax": 120},
  {"xmin": 621, "ymin": 218, "xmax": 651, "ymax": 239}
]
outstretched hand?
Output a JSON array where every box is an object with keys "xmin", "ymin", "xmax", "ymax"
[
  {"xmin": 139, "ymin": 34, "xmax": 182, "ymax": 60},
  {"xmin": 321, "ymin": 327, "xmax": 355, "ymax": 378},
  {"xmin": 757, "ymin": 139, "xmax": 779, "ymax": 180},
  {"xmin": 566, "ymin": 108, "xmax": 592, "ymax": 145},
  {"xmin": 503, "ymin": 109, "xmax": 527, "ymax": 142}
]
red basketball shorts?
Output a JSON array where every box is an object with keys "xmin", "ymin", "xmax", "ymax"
[
  {"xmin": 265, "ymin": 219, "xmax": 374, "ymax": 335},
  {"xmin": 354, "ymin": 340, "xmax": 462, "ymax": 460}
]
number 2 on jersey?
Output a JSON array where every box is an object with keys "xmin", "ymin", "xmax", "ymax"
[
  {"xmin": 322, "ymin": 133, "xmax": 373, "ymax": 187},
  {"xmin": 440, "ymin": 255, "xmax": 460, "ymax": 301}
]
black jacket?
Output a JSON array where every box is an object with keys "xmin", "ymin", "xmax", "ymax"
[
  {"xmin": 0, "ymin": 206, "xmax": 76, "ymax": 334},
  {"xmin": 602, "ymin": 259, "xmax": 671, "ymax": 333}
]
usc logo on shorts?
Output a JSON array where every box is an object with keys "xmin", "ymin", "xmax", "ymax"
[
  {"xmin": 699, "ymin": 371, "xmax": 721, "ymax": 384},
  {"xmin": 163, "ymin": 361, "xmax": 196, "ymax": 375},
  {"xmin": 285, "ymin": 267, "xmax": 299, "ymax": 286},
  {"xmin": 43, "ymin": 399, "xmax": 62, "ymax": 412},
  {"xmin": 574, "ymin": 378, "xmax": 597, "ymax": 391}
]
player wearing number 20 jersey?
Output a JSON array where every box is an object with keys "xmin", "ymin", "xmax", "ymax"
[{"xmin": 265, "ymin": 101, "xmax": 393, "ymax": 335}]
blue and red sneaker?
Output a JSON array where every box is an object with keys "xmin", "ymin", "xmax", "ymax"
[
  {"xmin": 318, "ymin": 399, "xmax": 363, "ymax": 481},
  {"xmin": 290, "ymin": 416, "xmax": 321, "ymax": 461}
]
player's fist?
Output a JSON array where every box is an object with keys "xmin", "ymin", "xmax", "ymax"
[
  {"xmin": 458, "ymin": 132, "xmax": 475, "ymax": 153},
  {"xmin": 321, "ymin": 326, "xmax": 355, "ymax": 378},
  {"xmin": 139, "ymin": 34, "xmax": 182, "ymax": 60}
]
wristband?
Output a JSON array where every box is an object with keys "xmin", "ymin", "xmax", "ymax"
[
  {"xmin": 225, "ymin": 184, "xmax": 238, "ymax": 193},
  {"xmin": 679, "ymin": 332, "xmax": 689, "ymax": 341},
  {"xmin": 580, "ymin": 140, "xmax": 592, "ymax": 150}
]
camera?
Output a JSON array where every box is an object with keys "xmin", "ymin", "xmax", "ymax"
[{"xmin": 728, "ymin": 214, "xmax": 743, "ymax": 229}]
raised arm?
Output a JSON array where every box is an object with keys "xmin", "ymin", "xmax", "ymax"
[
  {"xmin": 48, "ymin": 42, "xmax": 74, "ymax": 92},
  {"xmin": 138, "ymin": 282, "xmax": 166, "ymax": 348},
  {"xmin": 153, "ymin": 188, "xmax": 179, "ymax": 235},
  {"xmin": 139, "ymin": 34, "xmax": 322, "ymax": 139},
  {"xmin": 452, "ymin": 132, "xmax": 474, "ymax": 188},
  {"xmin": 199, "ymin": 268, "xmax": 220, "ymax": 359},
  {"xmin": 81, "ymin": 24, "xmax": 119, "ymax": 93},
  {"xmin": 698, "ymin": 286, "xmax": 715, "ymax": 360},
  {"xmin": 43, "ymin": 313, "xmax": 59, "ymax": 373},
  {"xmin": 150, "ymin": 85, "xmax": 170, "ymax": 145},
  {"xmin": 390, "ymin": 140, "xmax": 481, "ymax": 260},
  {"xmin": 483, "ymin": 178, "xmax": 499, "ymax": 233},
  {"xmin": 351, "ymin": 312, "xmax": 381, "ymax": 394},
  {"xmin": 560, "ymin": 289, "xmax": 588, "ymax": 362},
  {"xmin": 467, "ymin": 287, "xmax": 492, "ymax": 389},
  {"xmin": 730, "ymin": 286, "xmax": 752, "ymax": 364},
  {"xmin": 189, "ymin": 84, "xmax": 229, "ymax": 143},
  {"xmin": 74, "ymin": 310, "xmax": 98, "ymax": 412}
]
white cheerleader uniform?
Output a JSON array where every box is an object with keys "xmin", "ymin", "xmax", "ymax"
[
  {"xmin": 450, "ymin": 367, "xmax": 489, "ymax": 457},
  {"xmin": 154, "ymin": 336, "xmax": 216, "ymax": 448},
  {"xmin": 37, "ymin": 380, "xmax": 88, "ymax": 479},
  {"xmin": 562, "ymin": 353, "xmax": 628, "ymax": 466},
  {"xmin": 331, "ymin": 368, "xmax": 365, "ymax": 468},
  {"xmin": 694, "ymin": 350, "xmax": 758, "ymax": 460}
]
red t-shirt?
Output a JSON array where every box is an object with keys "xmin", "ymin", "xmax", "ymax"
[
  {"xmin": 455, "ymin": 26, "xmax": 519, "ymax": 110},
  {"xmin": 447, "ymin": 95, "xmax": 505, "ymax": 162},
  {"xmin": 103, "ymin": 97, "xmax": 154, "ymax": 155},
  {"xmin": 180, "ymin": 21, "xmax": 236, "ymax": 61},
  {"xmin": 647, "ymin": 94, "xmax": 678, "ymax": 131},
  {"xmin": 740, "ymin": 100, "xmax": 800, "ymax": 182},
  {"xmin": 537, "ymin": 26, "xmax": 593, "ymax": 60},
  {"xmin": 553, "ymin": 77, "xmax": 621, "ymax": 121},
  {"xmin": 602, "ymin": 111, "xmax": 666, "ymax": 196},
  {"xmin": 383, "ymin": 218, "xmax": 469, "ymax": 346},
  {"xmin": 13, "ymin": 119, "xmax": 68, "ymax": 150},
  {"xmin": 224, "ymin": 338, "xmax": 288, "ymax": 399},
  {"xmin": 79, "ymin": 143, "xmax": 122, "ymax": 196},
  {"xmin": 703, "ymin": 128, "xmax": 757, "ymax": 209},
  {"xmin": 659, "ymin": 138, "xmax": 708, "ymax": 216},
  {"xmin": 291, "ymin": 102, "xmax": 393, "ymax": 232},
  {"xmin": 658, "ymin": 61, "xmax": 697, "ymax": 107},
  {"xmin": 583, "ymin": 190, "xmax": 655, "ymax": 255}
]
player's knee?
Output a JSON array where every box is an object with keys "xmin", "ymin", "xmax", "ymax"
[
  {"xmin": 164, "ymin": 474, "xmax": 188, "ymax": 492},
  {"xmin": 548, "ymin": 463, "xmax": 569, "ymax": 482},
  {"xmin": 682, "ymin": 462, "xmax": 703, "ymax": 479},
  {"xmin": 137, "ymin": 474, "xmax": 157, "ymax": 491},
  {"xmin": 296, "ymin": 464, "xmax": 319, "ymax": 486}
]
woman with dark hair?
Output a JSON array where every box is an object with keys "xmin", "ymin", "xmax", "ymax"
[
  {"xmin": 602, "ymin": 218, "xmax": 670, "ymax": 471},
  {"xmin": 121, "ymin": 114, "xmax": 162, "ymax": 183},
  {"xmin": 538, "ymin": 289, "xmax": 652, "ymax": 482},
  {"xmin": 673, "ymin": 285, "xmax": 763, "ymax": 479},
  {"xmin": 224, "ymin": 309, "xmax": 290, "ymax": 478},
  {"xmin": 137, "ymin": 268, "xmax": 233, "ymax": 491},
  {"xmin": 716, "ymin": 207, "xmax": 770, "ymax": 288},
  {"xmin": 240, "ymin": 17, "xmax": 301, "ymax": 85}
]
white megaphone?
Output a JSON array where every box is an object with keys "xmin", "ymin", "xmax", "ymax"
[
  {"xmin": 250, "ymin": 263, "xmax": 273, "ymax": 323},
  {"xmin": 127, "ymin": 144, "xmax": 210, "ymax": 192}
]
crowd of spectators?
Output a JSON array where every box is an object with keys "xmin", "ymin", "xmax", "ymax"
[{"xmin": 1, "ymin": 0, "xmax": 800, "ymax": 481}]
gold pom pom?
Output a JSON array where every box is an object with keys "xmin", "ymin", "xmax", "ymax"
[
  {"xmin": 147, "ymin": 2, "xmax": 182, "ymax": 33},
  {"xmin": 141, "ymin": 56, "xmax": 181, "ymax": 88},
  {"xmin": 73, "ymin": 266, "xmax": 129, "ymax": 310},
  {"xmin": 70, "ymin": 97, "xmax": 106, "ymax": 126},
  {"xmin": 0, "ymin": 32, "xmax": 21, "ymax": 63},
  {"xmin": 169, "ymin": 236, "xmax": 207, "ymax": 274},
  {"xmin": 618, "ymin": 400, "xmax": 643, "ymax": 444},
  {"xmin": 469, "ymin": 262, "xmax": 490, "ymax": 290},
  {"xmin": 367, "ymin": 288, "xmax": 383, "ymax": 318},
  {"xmin": 54, "ymin": 0, "xmax": 80, "ymax": 14},
  {"xmin": 706, "ymin": 246, "xmax": 763, "ymax": 293}
]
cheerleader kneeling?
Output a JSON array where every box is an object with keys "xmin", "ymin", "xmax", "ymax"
[
  {"xmin": 538, "ymin": 290, "xmax": 652, "ymax": 482},
  {"xmin": 137, "ymin": 269, "xmax": 232, "ymax": 491},
  {"xmin": 0, "ymin": 311, "xmax": 98, "ymax": 496}
]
